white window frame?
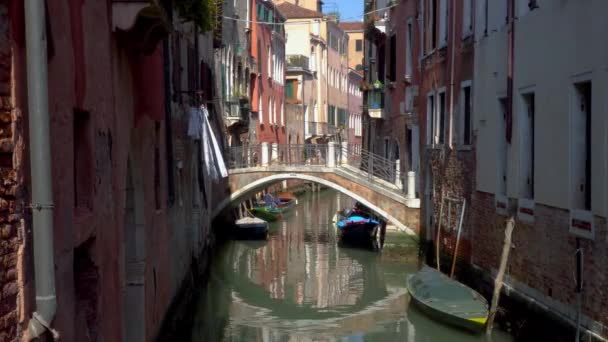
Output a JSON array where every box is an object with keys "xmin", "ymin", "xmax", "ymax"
[
  {"xmin": 495, "ymin": 95, "xmax": 509, "ymax": 215},
  {"xmin": 406, "ymin": 19, "xmax": 413, "ymax": 77},
  {"xmin": 268, "ymin": 97, "xmax": 272, "ymax": 124},
  {"xmin": 462, "ymin": 0, "xmax": 473, "ymax": 38},
  {"xmin": 259, "ymin": 94, "xmax": 264, "ymax": 125},
  {"xmin": 459, "ymin": 80, "xmax": 473, "ymax": 146},
  {"xmin": 267, "ymin": 45, "xmax": 272, "ymax": 78},
  {"xmin": 518, "ymin": 86, "xmax": 536, "ymax": 201},
  {"xmin": 568, "ymin": 73, "xmax": 595, "ymax": 239},
  {"xmin": 439, "ymin": 0, "xmax": 448, "ymax": 48},
  {"xmin": 435, "ymin": 87, "xmax": 447, "ymax": 146},
  {"xmin": 426, "ymin": 91, "xmax": 436, "ymax": 146}
]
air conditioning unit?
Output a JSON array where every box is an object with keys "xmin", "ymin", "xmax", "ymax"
[{"xmin": 403, "ymin": 74, "xmax": 412, "ymax": 84}]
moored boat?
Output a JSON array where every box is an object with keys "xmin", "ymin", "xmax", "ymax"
[
  {"xmin": 336, "ymin": 202, "xmax": 386, "ymax": 250},
  {"xmin": 336, "ymin": 215, "xmax": 380, "ymax": 245},
  {"xmin": 234, "ymin": 217, "xmax": 269, "ymax": 240},
  {"xmin": 250, "ymin": 206, "xmax": 283, "ymax": 222},
  {"xmin": 257, "ymin": 193, "xmax": 296, "ymax": 212},
  {"xmin": 406, "ymin": 266, "xmax": 489, "ymax": 333},
  {"xmin": 276, "ymin": 197, "xmax": 296, "ymax": 211}
]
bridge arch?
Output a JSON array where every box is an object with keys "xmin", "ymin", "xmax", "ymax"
[{"xmin": 212, "ymin": 173, "xmax": 416, "ymax": 235}]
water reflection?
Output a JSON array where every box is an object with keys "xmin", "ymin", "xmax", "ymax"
[{"xmin": 191, "ymin": 190, "xmax": 514, "ymax": 342}]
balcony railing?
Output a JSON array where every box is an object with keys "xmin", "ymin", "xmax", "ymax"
[
  {"xmin": 306, "ymin": 121, "xmax": 328, "ymax": 136},
  {"xmin": 225, "ymin": 98, "xmax": 250, "ymax": 121},
  {"xmin": 286, "ymin": 55, "xmax": 310, "ymax": 71}
]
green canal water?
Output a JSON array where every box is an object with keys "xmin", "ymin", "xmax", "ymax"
[{"xmin": 190, "ymin": 190, "xmax": 515, "ymax": 342}]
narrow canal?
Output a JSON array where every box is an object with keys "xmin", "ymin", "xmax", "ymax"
[{"xmin": 190, "ymin": 190, "xmax": 515, "ymax": 341}]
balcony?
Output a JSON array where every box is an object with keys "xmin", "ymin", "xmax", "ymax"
[
  {"xmin": 225, "ymin": 97, "xmax": 250, "ymax": 127},
  {"xmin": 286, "ymin": 55, "xmax": 311, "ymax": 72},
  {"xmin": 366, "ymin": 89, "xmax": 385, "ymax": 119},
  {"xmin": 305, "ymin": 121, "xmax": 328, "ymax": 137},
  {"xmin": 327, "ymin": 124, "xmax": 337, "ymax": 136}
]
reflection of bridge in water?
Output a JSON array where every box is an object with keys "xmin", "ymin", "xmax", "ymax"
[
  {"xmin": 191, "ymin": 191, "xmax": 515, "ymax": 342},
  {"xmin": 216, "ymin": 144, "xmax": 421, "ymax": 235},
  {"xmin": 219, "ymin": 191, "xmax": 407, "ymax": 340}
]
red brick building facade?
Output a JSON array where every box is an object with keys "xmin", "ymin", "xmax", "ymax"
[
  {"xmin": 251, "ymin": 0, "xmax": 287, "ymax": 145},
  {"xmin": 417, "ymin": 0, "xmax": 475, "ymax": 259},
  {"xmin": 0, "ymin": 2, "xmax": 226, "ymax": 340}
]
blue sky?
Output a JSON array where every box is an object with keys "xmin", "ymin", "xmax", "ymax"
[{"xmin": 323, "ymin": 0, "xmax": 364, "ymax": 22}]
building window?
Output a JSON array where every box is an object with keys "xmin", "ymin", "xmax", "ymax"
[
  {"xmin": 497, "ymin": 98, "xmax": 508, "ymax": 195},
  {"xmin": 439, "ymin": 0, "xmax": 448, "ymax": 47},
  {"xmin": 520, "ymin": 91, "xmax": 535, "ymax": 199},
  {"xmin": 389, "ymin": 34, "xmax": 397, "ymax": 82},
  {"xmin": 484, "ymin": 0, "xmax": 489, "ymax": 36},
  {"xmin": 518, "ymin": 0, "xmax": 540, "ymax": 17},
  {"xmin": 428, "ymin": 0, "xmax": 437, "ymax": 51},
  {"xmin": 571, "ymin": 81, "xmax": 592, "ymax": 211},
  {"xmin": 462, "ymin": 0, "xmax": 473, "ymax": 38},
  {"xmin": 355, "ymin": 39, "xmax": 363, "ymax": 52},
  {"xmin": 267, "ymin": 45, "xmax": 271, "ymax": 77},
  {"xmin": 460, "ymin": 83, "xmax": 472, "ymax": 145},
  {"xmin": 285, "ymin": 79, "xmax": 298, "ymax": 102},
  {"xmin": 437, "ymin": 91, "xmax": 446, "ymax": 144},
  {"xmin": 154, "ymin": 122, "xmax": 161, "ymax": 210},
  {"xmin": 406, "ymin": 21, "xmax": 413, "ymax": 76},
  {"xmin": 73, "ymin": 109, "xmax": 93, "ymax": 210},
  {"xmin": 475, "ymin": 0, "xmax": 489, "ymax": 38},
  {"xmin": 270, "ymin": 98, "xmax": 274, "ymax": 124},
  {"xmin": 426, "ymin": 93, "xmax": 435, "ymax": 145},
  {"xmin": 259, "ymin": 94, "xmax": 264, "ymax": 124}
]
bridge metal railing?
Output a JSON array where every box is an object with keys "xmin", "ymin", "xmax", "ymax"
[
  {"xmin": 338, "ymin": 145, "xmax": 396, "ymax": 184},
  {"xmin": 226, "ymin": 143, "xmax": 398, "ymax": 187}
]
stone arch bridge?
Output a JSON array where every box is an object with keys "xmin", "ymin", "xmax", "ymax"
[{"xmin": 212, "ymin": 143, "xmax": 421, "ymax": 236}]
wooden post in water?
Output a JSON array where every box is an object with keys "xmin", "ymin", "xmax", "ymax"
[
  {"xmin": 435, "ymin": 191, "xmax": 445, "ymax": 271},
  {"xmin": 450, "ymin": 199, "xmax": 466, "ymax": 278},
  {"xmin": 486, "ymin": 215, "xmax": 515, "ymax": 335}
]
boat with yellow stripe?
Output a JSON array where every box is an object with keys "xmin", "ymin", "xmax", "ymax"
[{"xmin": 406, "ymin": 266, "xmax": 488, "ymax": 332}]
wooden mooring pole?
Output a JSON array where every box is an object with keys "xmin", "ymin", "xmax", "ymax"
[
  {"xmin": 435, "ymin": 191, "xmax": 445, "ymax": 271},
  {"xmin": 486, "ymin": 215, "xmax": 515, "ymax": 335}
]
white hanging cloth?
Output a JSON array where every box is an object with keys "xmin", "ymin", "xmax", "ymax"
[
  {"xmin": 187, "ymin": 106, "xmax": 203, "ymax": 139},
  {"xmin": 201, "ymin": 105, "xmax": 228, "ymax": 179}
]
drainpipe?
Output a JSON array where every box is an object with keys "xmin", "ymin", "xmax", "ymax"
[
  {"xmin": 447, "ymin": 0, "xmax": 457, "ymax": 149},
  {"xmin": 507, "ymin": 0, "xmax": 515, "ymax": 144},
  {"xmin": 24, "ymin": 0, "xmax": 58, "ymax": 339}
]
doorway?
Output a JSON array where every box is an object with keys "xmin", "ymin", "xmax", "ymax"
[{"xmin": 123, "ymin": 159, "xmax": 146, "ymax": 342}]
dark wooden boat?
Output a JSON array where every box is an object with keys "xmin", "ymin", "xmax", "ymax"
[
  {"xmin": 407, "ymin": 266, "xmax": 489, "ymax": 332},
  {"xmin": 336, "ymin": 215, "xmax": 380, "ymax": 245},
  {"xmin": 336, "ymin": 202, "xmax": 386, "ymax": 250},
  {"xmin": 234, "ymin": 217, "xmax": 268, "ymax": 240}
]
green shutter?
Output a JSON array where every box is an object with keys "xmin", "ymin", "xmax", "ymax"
[{"xmin": 285, "ymin": 81, "xmax": 294, "ymax": 99}]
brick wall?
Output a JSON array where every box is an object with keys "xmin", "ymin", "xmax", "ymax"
[
  {"xmin": 470, "ymin": 191, "xmax": 608, "ymax": 333},
  {"xmin": 0, "ymin": 1, "xmax": 22, "ymax": 339},
  {"xmin": 424, "ymin": 147, "xmax": 476, "ymax": 265}
]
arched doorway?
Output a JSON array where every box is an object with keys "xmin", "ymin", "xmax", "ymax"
[{"xmin": 123, "ymin": 159, "xmax": 146, "ymax": 342}]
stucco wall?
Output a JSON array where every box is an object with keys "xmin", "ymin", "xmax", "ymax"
[
  {"xmin": 475, "ymin": 1, "xmax": 608, "ymax": 216},
  {"xmin": 345, "ymin": 31, "xmax": 363, "ymax": 70}
]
